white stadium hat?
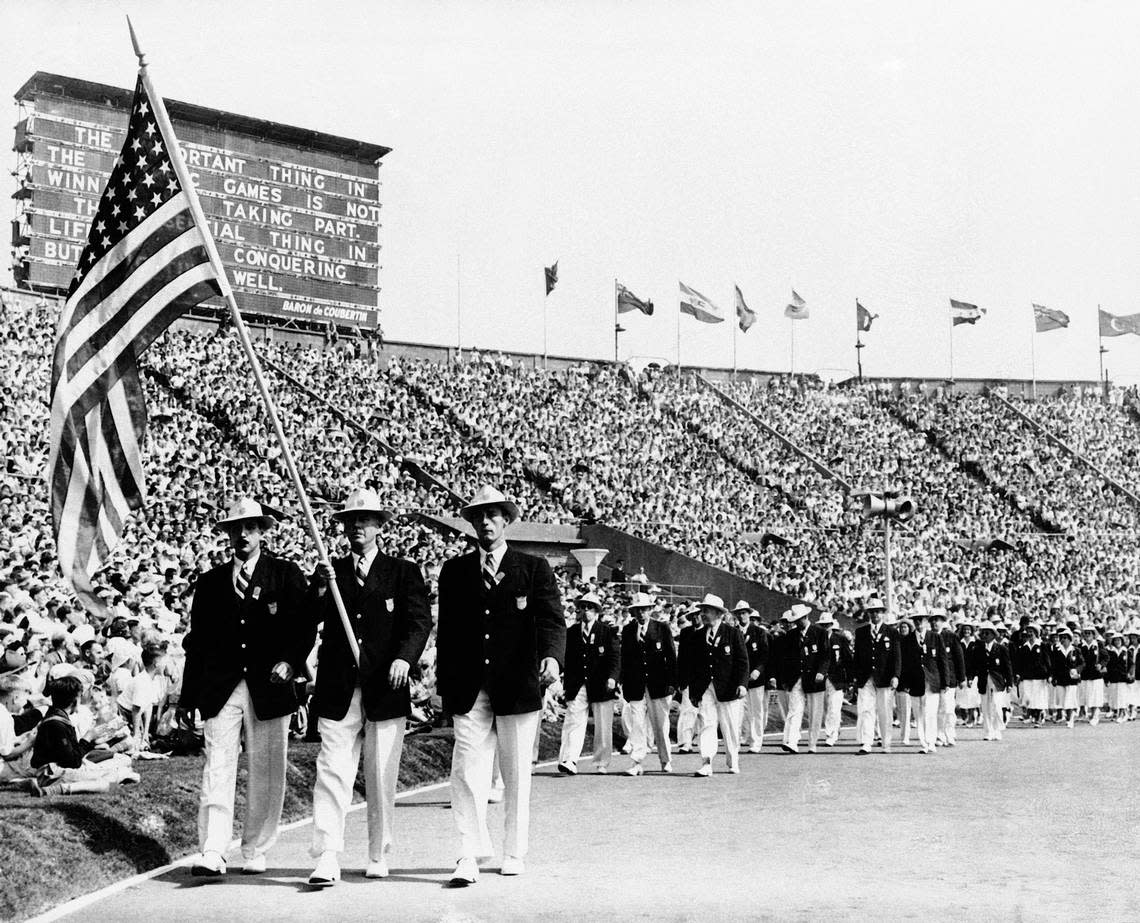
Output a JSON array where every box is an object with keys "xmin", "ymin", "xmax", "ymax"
[
  {"xmin": 460, "ymin": 485, "xmax": 520, "ymax": 524},
  {"xmin": 627, "ymin": 592, "xmax": 655, "ymax": 610},
  {"xmin": 216, "ymin": 497, "xmax": 280, "ymax": 530},
  {"xmin": 696, "ymin": 593, "xmax": 728, "ymax": 614},
  {"xmin": 781, "ymin": 603, "xmax": 812, "ymax": 622},
  {"xmin": 331, "ymin": 487, "xmax": 395, "ymax": 523}
]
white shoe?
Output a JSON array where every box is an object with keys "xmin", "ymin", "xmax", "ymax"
[
  {"xmin": 365, "ymin": 859, "xmax": 389, "ymax": 879},
  {"xmin": 727, "ymin": 763, "xmax": 740, "ymax": 774},
  {"xmin": 241, "ymin": 854, "xmax": 266, "ymax": 875},
  {"xmin": 595, "ymin": 765, "xmax": 608, "ymax": 774},
  {"xmin": 500, "ymin": 856, "xmax": 525, "ymax": 876},
  {"xmin": 191, "ymin": 851, "xmax": 226, "ymax": 877},
  {"xmin": 557, "ymin": 761, "xmax": 577, "ymax": 775},
  {"xmin": 693, "ymin": 761, "xmax": 712, "ymax": 777},
  {"xmin": 660, "ymin": 763, "xmax": 673, "ymax": 773},
  {"xmin": 308, "ymin": 852, "xmax": 340, "ymax": 887},
  {"xmin": 450, "ymin": 856, "xmax": 479, "ymax": 886},
  {"xmin": 488, "ymin": 786, "xmax": 505, "ymax": 804},
  {"xmin": 748, "ymin": 744, "xmax": 763, "ymax": 754},
  {"xmin": 624, "ymin": 763, "xmax": 644, "ymax": 776}
]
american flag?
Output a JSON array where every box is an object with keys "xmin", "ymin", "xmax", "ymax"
[
  {"xmin": 48, "ymin": 74, "xmax": 221, "ymax": 610},
  {"xmin": 784, "ymin": 290, "xmax": 808, "ymax": 320}
]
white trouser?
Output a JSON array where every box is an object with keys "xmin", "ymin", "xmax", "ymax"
[
  {"xmin": 697, "ymin": 686, "xmax": 743, "ymax": 767},
  {"xmin": 619, "ymin": 696, "xmax": 633, "ymax": 741},
  {"xmin": 895, "ymin": 692, "xmax": 912, "ymax": 741},
  {"xmin": 743, "ymin": 686, "xmax": 769, "ymax": 747},
  {"xmin": 198, "ymin": 680, "xmax": 289, "ymax": 859},
  {"xmin": 558, "ymin": 687, "xmax": 614, "ymax": 769},
  {"xmin": 784, "ymin": 680, "xmax": 824, "ymax": 752},
  {"xmin": 856, "ymin": 681, "xmax": 895, "ymax": 751},
  {"xmin": 677, "ymin": 690, "xmax": 699, "ymax": 747},
  {"xmin": 450, "ymin": 689, "xmax": 539, "ymax": 860},
  {"xmin": 823, "ymin": 679, "xmax": 845, "ymax": 744},
  {"xmin": 982, "ymin": 688, "xmax": 1005, "ymax": 740},
  {"xmin": 311, "ymin": 687, "xmax": 405, "ymax": 860},
  {"xmin": 625, "ymin": 693, "xmax": 672, "ymax": 767},
  {"xmin": 912, "ymin": 689, "xmax": 939, "ymax": 750},
  {"xmin": 937, "ymin": 687, "xmax": 958, "ymax": 743},
  {"xmin": 771, "ymin": 689, "xmax": 788, "ymax": 725}
]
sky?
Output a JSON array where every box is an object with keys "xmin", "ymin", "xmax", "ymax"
[{"xmin": 3, "ymin": 1, "xmax": 1140, "ymax": 383}]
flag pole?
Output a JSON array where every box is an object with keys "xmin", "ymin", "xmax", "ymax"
[
  {"xmin": 1029, "ymin": 306, "xmax": 1037, "ymax": 400},
  {"xmin": 129, "ymin": 19, "xmax": 360, "ymax": 667},
  {"xmin": 855, "ymin": 298, "xmax": 864, "ymax": 382},
  {"xmin": 948, "ymin": 311, "xmax": 955, "ymax": 382},
  {"xmin": 732, "ymin": 291, "xmax": 738, "ymax": 379},
  {"xmin": 456, "ymin": 252, "xmax": 462, "ymax": 361},
  {"xmin": 789, "ymin": 316, "xmax": 796, "ymax": 377},
  {"xmin": 542, "ymin": 275, "xmax": 548, "ymax": 370},
  {"xmin": 1098, "ymin": 304, "xmax": 1107, "ymax": 400},
  {"xmin": 613, "ymin": 277, "xmax": 619, "ymax": 363},
  {"xmin": 676, "ymin": 297, "xmax": 682, "ymax": 378}
]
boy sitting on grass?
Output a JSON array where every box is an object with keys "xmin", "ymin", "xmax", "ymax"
[
  {"xmin": 0, "ymin": 672, "xmax": 40, "ymax": 786},
  {"xmin": 30, "ymin": 675, "xmax": 139, "ymax": 796}
]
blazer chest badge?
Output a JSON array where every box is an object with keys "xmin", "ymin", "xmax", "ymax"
[
  {"xmin": 267, "ymin": 601, "xmax": 277, "ymax": 615},
  {"xmin": 385, "ymin": 598, "xmax": 395, "ymax": 612},
  {"xmin": 251, "ymin": 586, "xmax": 261, "ymax": 601},
  {"xmin": 516, "ymin": 596, "xmax": 527, "ymax": 610}
]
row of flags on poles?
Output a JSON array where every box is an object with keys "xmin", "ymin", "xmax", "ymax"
[{"xmin": 543, "ymin": 262, "xmax": 1140, "ymax": 341}]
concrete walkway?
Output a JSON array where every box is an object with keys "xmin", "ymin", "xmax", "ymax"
[{"xmin": 41, "ymin": 723, "xmax": 1140, "ymax": 922}]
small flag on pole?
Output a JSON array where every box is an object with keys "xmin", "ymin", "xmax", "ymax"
[
  {"xmin": 950, "ymin": 298, "xmax": 985, "ymax": 326},
  {"xmin": 1099, "ymin": 308, "xmax": 1140, "ymax": 337},
  {"xmin": 48, "ymin": 73, "xmax": 222, "ymax": 613},
  {"xmin": 679, "ymin": 281, "xmax": 725, "ymax": 324},
  {"xmin": 617, "ymin": 281, "xmax": 654, "ymax": 316},
  {"xmin": 544, "ymin": 261, "xmax": 558, "ymax": 295},
  {"xmin": 1033, "ymin": 304, "xmax": 1070, "ymax": 332},
  {"xmin": 784, "ymin": 290, "xmax": 808, "ymax": 320},
  {"xmin": 856, "ymin": 300, "xmax": 878, "ymax": 332},
  {"xmin": 735, "ymin": 285, "xmax": 756, "ymax": 332}
]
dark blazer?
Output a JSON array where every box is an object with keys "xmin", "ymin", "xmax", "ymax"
[
  {"xmin": 676, "ymin": 623, "xmax": 703, "ymax": 696},
  {"xmin": 686, "ymin": 621, "xmax": 749, "ymax": 703},
  {"xmin": 940, "ymin": 628, "xmax": 967, "ymax": 687},
  {"xmin": 1079, "ymin": 642, "xmax": 1107, "ymax": 680},
  {"xmin": 1105, "ymin": 647, "xmax": 1131, "ymax": 684},
  {"xmin": 1051, "ymin": 645, "xmax": 1084, "ymax": 686},
  {"xmin": 853, "ymin": 623, "xmax": 901, "ymax": 689},
  {"xmin": 181, "ymin": 551, "xmax": 313, "ymax": 721},
  {"xmin": 620, "ymin": 619, "xmax": 676, "ymax": 701},
  {"xmin": 1013, "ymin": 641, "xmax": 1052, "ymax": 682},
  {"xmin": 436, "ymin": 546, "xmax": 565, "ymax": 716},
  {"xmin": 309, "ymin": 551, "xmax": 432, "ymax": 722},
  {"xmin": 564, "ymin": 619, "xmax": 621, "ymax": 703},
  {"xmin": 916, "ymin": 630, "xmax": 948, "ymax": 694},
  {"xmin": 773, "ymin": 624, "xmax": 830, "ymax": 693},
  {"xmin": 967, "ymin": 640, "xmax": 1014, "ymax": 694},
  {"xmin": 825, "ymin": 630, "xmax": 854, "ymax": 688},
  {"xmin": 899, "ymin": 632, "xmax": 925, "ymax": 697},
  {"xmin": 744, "ymin": 622, "xmax": 770, "ymax": 689},
  {"xmin": 30, "ymin": 708, "xmax": 89, "ymax": 769}
]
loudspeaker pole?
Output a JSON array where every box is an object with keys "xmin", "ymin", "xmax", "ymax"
[{"xmin": 883, "ymin": 517, "xmax": 893, "ymax": 618}]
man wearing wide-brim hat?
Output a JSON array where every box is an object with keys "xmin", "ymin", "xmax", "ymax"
[
  {"xmin": 931, "ymin": 608, "xmax": 967, "ymax": 746},
  {"xmin": 852, "ymin": 596, "xmax": 901, "ymax": 754},
  {"xmin": 733, "ymin": 600, "xmax": 770, "ymax": 754},
  {"xmin": 966, "ymin": 621, "xmax": 1014, "ymax": 741},
  {"xmin": 557, "ymin": 591, "xmax": 621, "ymax": 775},
  {"xmin": 771, "ymin": 603, "xmax": 829, "ymax": 754},
  {"xmin": 818, "ymin": 612, "xmax": 853, "ymax": 747},
  {"xmin": 436, "ymin": 486, "xmax": 565, "ymax": 885},
  {"xmin": 179, "ymin": 498, "xmax": 313, "ymax": 878},
  {"xmin": 674, "ymin": 602, "xmax": 704, "ymax": 754},
  {"xmin": 619, "ymin": 592, "xmax": 677, "ymax": 776},
  {"xmin": 307, "ymin": 488, "xmax": 432, "ymax": 886},
  {"xmin": 680, "ymin": 594, "xmax": 749, "ymax": 776}
]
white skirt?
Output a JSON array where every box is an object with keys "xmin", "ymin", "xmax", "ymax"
[
  {"xmin": 1020, "ymin": 679, "xmax": 1050, "ymax": 711},
  {"xmin": 1080, "ymin": 678, "xmax": 1106, "ymax": 709},
  {"xmin": 1054, "ymin": 684, "xmax": 1080, "ymax": 710},
  {"xmin": 1106, "ymin": 683, "xmax": 1129, "ymax": 710}
]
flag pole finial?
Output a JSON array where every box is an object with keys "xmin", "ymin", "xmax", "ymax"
[{"xmin": 126, "ymin": 16, "xmax": 147, "ymax": 68}]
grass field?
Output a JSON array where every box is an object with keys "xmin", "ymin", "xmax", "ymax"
[{"xmin": 0, "ymin": 723, "xmax": 563, "ymax": 922}]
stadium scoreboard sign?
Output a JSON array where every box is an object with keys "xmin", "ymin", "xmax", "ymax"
[{"xmin": 12, "ymin": 72, "xmax": 389, "ymax": 329}]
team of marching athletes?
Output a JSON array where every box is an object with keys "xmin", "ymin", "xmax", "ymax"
[{"xmin": 181, "ymin": 485, "xmax": 1137, "ymax": 886}]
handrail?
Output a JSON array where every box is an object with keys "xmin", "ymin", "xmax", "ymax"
[
  {"xmin": 695, "ymin": 374, "xmax": 854, "ymax": 493},
  {"xmin": 987, "ymin": 390, "xmax": 1140, "ymax": 510}
]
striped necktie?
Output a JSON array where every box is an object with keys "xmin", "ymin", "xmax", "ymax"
[
  {"xmin": 482, "ymin": 554, "xmax": 497, "ymax": 593},
  {"xmin": 355, "ymin": 555, "xmax": 369, "ymax": 586},
  {"xmin": 234, "ymin": 562, "xmax": 250, "ymax": 599}
]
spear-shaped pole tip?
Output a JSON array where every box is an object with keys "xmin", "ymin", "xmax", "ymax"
[{"xmin": 127, "ymin": 16, "xmax": 147, "ymax": 67}]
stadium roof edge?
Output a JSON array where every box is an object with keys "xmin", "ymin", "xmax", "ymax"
[{"xmin": 14, "ymin": 71, "xmax": 392, "ymax": 164}]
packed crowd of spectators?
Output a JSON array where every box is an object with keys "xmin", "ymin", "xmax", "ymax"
[{"xmin": 5, "ymin": 284, "xmax": 1140, "ymax": 770}]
